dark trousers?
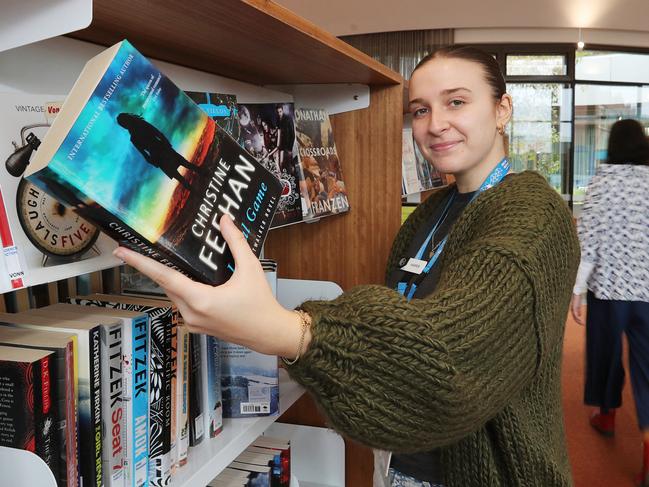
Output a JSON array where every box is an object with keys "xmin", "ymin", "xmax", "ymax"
[{"xmin": 584, "ymin": 291, "xmax": 649, "ymax": 429}]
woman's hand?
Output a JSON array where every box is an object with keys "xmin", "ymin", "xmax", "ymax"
[
  {"xmin": 113, "ymin": 214, "xmax": 307, "ymax": 358},
  {"xmin": 570, "ymin": 293, "xmax": 585, "ymax": 326}
]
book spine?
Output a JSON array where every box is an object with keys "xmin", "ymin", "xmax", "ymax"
[
  {"xmin": 199, "ymin": 334, "xmax": 209, "ymax": 441},
  {"xmin": 65, "ymin": 341, "xmax": 80, "ymax": 487},
  {"xmin": 162, "ymin": 311, "xmax": 172, "ymax": 484},
  {"xmin": 74, "ymin": 329, "xmax": 101, "ymax": 487},
  {"xmin": 132, "ymin": 316, "xmax": 149, "ymax": 487},
  {"xmin": 176, "ymin": 325, "xmax": 189, "ymax": 466},
  {"xmin": 169, "ymin": 311, "xmax": 178, "ymax": 474},
  {"xmin": 148, "ymin": 312, "xmax": 170, "ymax": 487},
  {"xmin": 188, "ymin": 333, "xmax": 204, "ymax": 446},
  {"xmin": 51, "ymin": 348, "xmax": 71, "ymax": 487},
  {"xmin": 102, "ymin": 323, "xmax": 125, "ymax": 487},
  {"xmin": 0, "ymin": 341, "xmax": 73, "ymax": 485},
  {"xmin": 89, "ymin": 327, "xmax": 103, "ymax": 487},
  {"xmin": 119, "ymin": 317, "xmax": 134, "ymax": 487},
  {"xmin": 33, "ymin": 354, "xmax": 60, "ymax": 477},
  {"xmin": 206, "ymin": 336, "xmax": 222, "ymax": 437}
]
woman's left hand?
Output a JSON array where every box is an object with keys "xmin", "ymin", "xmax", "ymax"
[
  {"xmin": 570, "ymin": 293, "xmax": 585, "ymax": 326},
  {"xmin": 113, "ymin": 214, "xmax": 305, "ymax": 357}
]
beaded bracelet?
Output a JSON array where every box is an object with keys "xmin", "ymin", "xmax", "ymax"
[{"xmin": 281, "ymin": 309, "xmax": 311, "ymax": 366}]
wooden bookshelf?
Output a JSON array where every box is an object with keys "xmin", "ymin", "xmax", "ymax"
[{"xmin": 68, "ymin": 0, "xmax": 402, "ymax": 86}]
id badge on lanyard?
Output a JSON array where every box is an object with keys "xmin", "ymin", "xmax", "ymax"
[{"xmin": 397, "ymin": 158, "xmax": 510, "ymax": 301}]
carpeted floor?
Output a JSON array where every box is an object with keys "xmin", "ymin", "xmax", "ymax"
[{"xmin": 563, "ymin": 310, "xmax": 643, "ymax": 486}]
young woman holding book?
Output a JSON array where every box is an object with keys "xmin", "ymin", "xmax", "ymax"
[{"xmin": 115, "ymin": 46, "xmax": 580, "ymax": 487}]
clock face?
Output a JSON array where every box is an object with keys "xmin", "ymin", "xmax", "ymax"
[{"xmin": 16, "ymin": 178, "xmax": 100, "ymax": 258}]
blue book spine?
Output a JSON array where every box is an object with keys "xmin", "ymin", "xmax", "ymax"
[{"xmin": 132, "ymin": 315, "xmax": 149, "ymax": 487}]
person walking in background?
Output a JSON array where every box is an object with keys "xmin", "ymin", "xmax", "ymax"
[{"xmin": 571, "ymin": 118, "xmax": 649, "ymax": 487}]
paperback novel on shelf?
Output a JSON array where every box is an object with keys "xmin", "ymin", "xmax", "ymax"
[
  {"xmin": 71, "ymin": 294, "xmax": 174, "ymax": 487},
  {"xmin": 0, "ymin": 312, "xmax": 103, "ymax": 487},
  {"xmin": 204, "ymin": 335, "xmax": 223, "ymax": 438},
  {"xmin": 221, "ymin": 266, "xmax": 278, "ymax": 418},
  {"xmin": 0, "ymin": 93, "xmax": 118, "ymax": 294},
  {"xmin": 0, "ymin": 326, "xmax": 78, "ymax": 487},
  {"xmin": 185, "ymin": 91, "xmax": 241, "ymax": 144},
  {"xmin": 176, "ymin": 324, "xmax": 189, "ymax": 466},
  {"xmin": 36, "ymin": 303, "xmax": 150, "ymax": 487},
  {"xmin": 0, "ymin": 346, "xmax": 59, "ymax": 481},
  {"xmin": 25, "ymin": 40, "xmax": 282, "ymax": 286},
  {"xmin": 188, "ymin": 332, "xmax": 204, "ymax": 447},
  {"xmin": 294, "ymin": 108, "xmax": 349, "ymax": 220},
  {"xmin": 237, "ymin": 102, "xmax": 302, "ymax": 228}
]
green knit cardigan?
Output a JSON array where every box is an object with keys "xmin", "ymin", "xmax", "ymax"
[{"xmin": 287, "ymin": 171, "xmax": 580, "ymax": 487}]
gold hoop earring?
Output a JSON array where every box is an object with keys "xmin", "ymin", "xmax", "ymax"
[{"xmin": 497, "ymin": 125, "xmax": 505, "ymax": 136}]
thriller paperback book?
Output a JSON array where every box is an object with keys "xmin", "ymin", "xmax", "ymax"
[{"xmin": 25, "ymin": 40, "xmax": 282, "ymax": 285}]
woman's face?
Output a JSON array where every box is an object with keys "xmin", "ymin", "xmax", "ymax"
[{"xmin": 409, "ymin": 57, "xmax": 510, "ymax": 177}]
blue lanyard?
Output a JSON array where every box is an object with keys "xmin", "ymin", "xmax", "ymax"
[{"xmin": 397, "ymin": 158, "xmax": 511, "ymax": 300}]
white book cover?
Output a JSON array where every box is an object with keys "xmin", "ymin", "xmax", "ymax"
[
  {"xmin": 201, "ymin": 334, "xmax": 223, "ymax": 439},
  {"xmin": 0, "ymin": 92, "xmax": 119, "ymax": 293}
]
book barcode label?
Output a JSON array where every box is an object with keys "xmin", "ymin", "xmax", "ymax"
[{"xmin": 240, "ymin": 402, "xmax": 270, "ymax": 415}]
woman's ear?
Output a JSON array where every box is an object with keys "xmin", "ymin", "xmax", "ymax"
[{"xmin": 496, "ymin": 93, "xmax": 513, "ymax": 130}]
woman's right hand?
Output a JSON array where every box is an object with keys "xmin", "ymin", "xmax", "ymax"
[
  {"xmin": 113, "ymin": 214, "xmax": 307, "ymax": 358},
  {"xmin": 571, "ymin": 293, "xmax": 585, "ymax": 325}
]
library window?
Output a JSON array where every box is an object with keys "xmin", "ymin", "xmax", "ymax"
[
  {"xmin": 506, "ymin": 54, "xmax": 567, "ymax": 76},
  {"xmin": 486, "ymin": 45, "xmax": 649, "ymax": 214}
]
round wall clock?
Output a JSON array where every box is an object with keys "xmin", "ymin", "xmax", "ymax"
[{"xmin": 16, "ymin": 178, "xmax": 100, "ymax": 259}]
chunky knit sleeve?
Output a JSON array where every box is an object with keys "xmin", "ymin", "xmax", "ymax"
[{"xmin": 286, "ymin": 246, "xmax": 537, "ymax": 453}]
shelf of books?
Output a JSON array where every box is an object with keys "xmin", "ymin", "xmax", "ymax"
[
  {"xmin": 0, "ymin": 369, "xmax": 304, "ymax": 487},
  {"xmin": 171, "ymin": 368, "xmax": 304, "ymax": 487}
]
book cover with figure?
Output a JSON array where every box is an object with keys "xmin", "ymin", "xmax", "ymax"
[
  {"xmin": 236, "ymin": 102, "xmax": 302, "ymax": 228},
  {"xmin": 294, "ymin": 108, "xmax": 349, "ymax": 220},
  {"xmin": 25, "ymin": 40, "xmax": 282, "ymax": 286}
]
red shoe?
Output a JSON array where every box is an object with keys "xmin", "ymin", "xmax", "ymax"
[
  {"xmin": 589, "ymin": 409, "xmax": 616, "ymax": 437},
  {"xmin": 635, "ymin": 440, "xmax": 649, "ymax": 487}
]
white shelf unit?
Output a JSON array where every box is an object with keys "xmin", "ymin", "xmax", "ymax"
[
  {"xmin": 171, "ymin": 368, "xmax": 304, "ymax": 487},
  {"xmin": 265, "ymin": 423, "xmax": 345, "ymax": 487}
]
